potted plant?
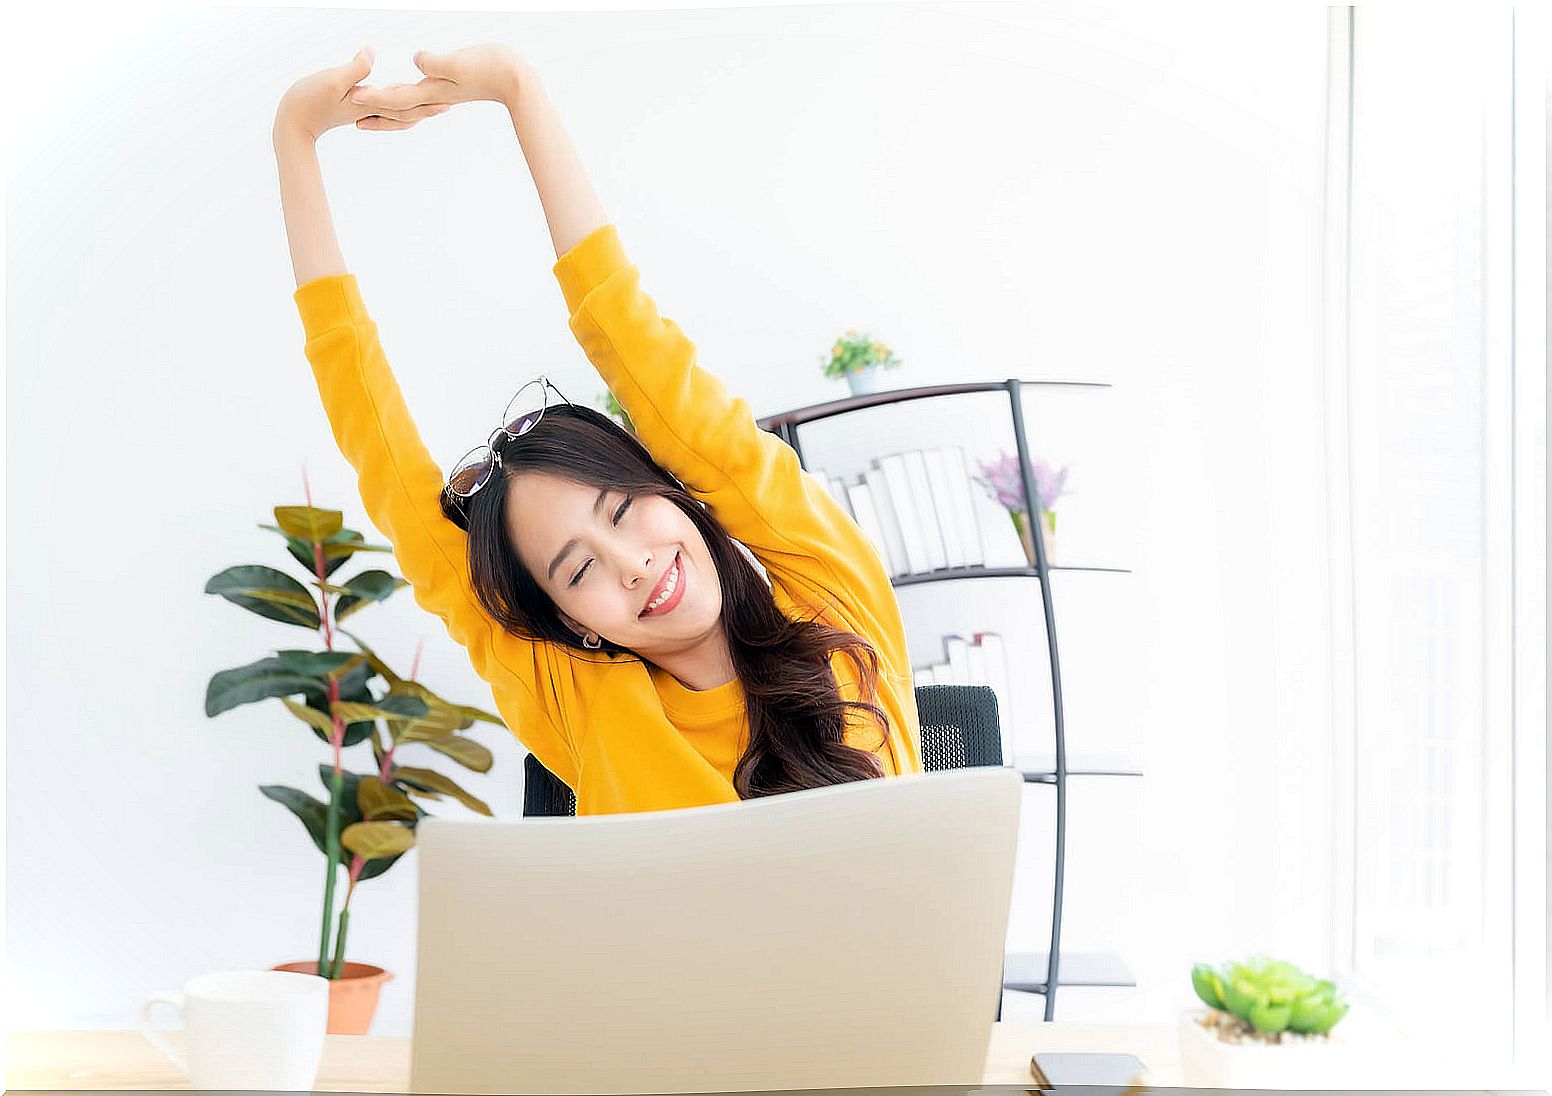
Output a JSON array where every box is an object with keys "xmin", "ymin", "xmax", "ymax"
[
  {"xmin": 971, "ymin": 451, "xmax": 1070, "ymax": 566},
  {"xmin": 1179, "ymin": 956, "xmax": 1354, "ymax": 1089},
  {"xmin": 821, "ymin": 329, "xmax": 902, "ymax": 396},
  {"xmin": 204, "ymin": 482, "xmax": 504, "ymax": 1035}
]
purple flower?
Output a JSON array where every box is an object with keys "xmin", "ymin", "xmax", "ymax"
[{"xmin": 972, "ymin": 451, "xmax": 1070, "ymax": 514}]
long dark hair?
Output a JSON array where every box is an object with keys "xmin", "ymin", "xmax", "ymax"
[{"xmin": 438, "ymin": 402, "xmax": 891, "ymax": 799}]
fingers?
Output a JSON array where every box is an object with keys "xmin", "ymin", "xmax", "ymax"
[
  {"xmin": 412, "ymin": 49, "xmax": 446, "ymax": 77},
  {"xmin": 350, "ymin": 79, "xmax": 451, "ymax": 111},
  {"xmin": 356, "ymin": 104, "xmax": 451, "ymax": 128},
  {"xmin": 343, "ymin": 44, "xmax": 375, "ymax": 83},
  {"xmin": 356, "ymin": 115, "xmax": 417, "ymax": 131}
]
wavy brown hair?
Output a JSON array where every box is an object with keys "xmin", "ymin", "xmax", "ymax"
[{"xmin": 438, "ymin": 402, "xmax": 891, "ymax": 798}]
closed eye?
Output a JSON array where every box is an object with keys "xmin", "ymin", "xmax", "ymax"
[{"xmin": 568, "ymin": 494, "xmax": 633, "ymax": 587}]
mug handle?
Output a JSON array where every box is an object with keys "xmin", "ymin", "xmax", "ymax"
[{"xmin": 136, "ymin": 991, "xmax": 191, "ymax": 1079}]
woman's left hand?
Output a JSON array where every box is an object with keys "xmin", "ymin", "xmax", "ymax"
[{"xmin": 347, "ymin": 43, "xmax": 533, "ymax": 123}]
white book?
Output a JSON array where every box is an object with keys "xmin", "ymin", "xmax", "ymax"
[
  {"xmin": 921, "ymin": 663, "xmax": 950, "ymax": 686},
  {"xmin": 825, "ymin": 475, "xmax": 855, "ymax": 521},
  {"xmin": 875, "ymin": 455, "xmax": 932, "ymax": 574},
  {"xmin": 922, "ymin": 448, "xmax": 970, "ymax": 567},
  {"xmin": 860, "ymin": 466, "xmax": 909, "ymax": 576},
  {"xmin": 843, "ymin": 481, "xmax": 896, "ymax": 576},
  {"xmin": 945, "ymin": 445, "xmax": 986, "ymax": 567},
  {"xmin": 964, "ymin": 640, "xmax": 988, "ymax": 687},
  {"xmin": 902, "ymin": 449, "xmax": 949, "ymax": 570},
  {"xmin": 944, "ymin": 635, "xmax": 971, "ymax": 684},
  {"xmin": 973, "ymin": 631, "xmax": 1014, "ymax": 758}
]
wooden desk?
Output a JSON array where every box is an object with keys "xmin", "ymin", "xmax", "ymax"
[
  {"xmin": 4, "ymin": 1022, "xmax": 1517, "ymax": 1092},
  {"xmin": 7, "ymin": 1024, "xmax": 1174, "ymax": 1090}
]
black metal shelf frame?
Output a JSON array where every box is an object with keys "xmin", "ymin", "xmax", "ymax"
[{"xmin": 758, "ymin": 377, "xmax": 1121, "ymax": 1021}]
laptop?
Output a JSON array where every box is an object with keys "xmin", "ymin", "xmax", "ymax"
[{"xmin": 408, "ymin": 766, "xmax": 1022, "ymax": 1095}]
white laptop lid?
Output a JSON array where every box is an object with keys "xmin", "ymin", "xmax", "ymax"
[{"xmin": 409, "ymin": 766, "xmax": 1022, "ymax": 1095}]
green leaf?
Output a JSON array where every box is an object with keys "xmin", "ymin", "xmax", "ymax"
[
  {"xmin": 205, "ymin": 566, "xmax": 321, "ymax": 629},
  {"xmin": 280, "ymin": 696, "xmax": 337, "ymax": 736},
  {"xmin": 357, "ymin": 779, "xmax": 420, "ymax": 821},
  {"xmin": 333, "ymin": 570, "xmax": 409, "ymax": 623},
  {"xmin": 1222, "ymin": 978, "xmax": 1264, "ymax": 1022},
  {"xmin": 452, "ymin": 703, "xmax": 506, "ymax": 728},
  {"xmin": 392, "ymin": 765, "xmax": 492, "ymax": 816},
  {"xmin": 260, "ymin": 523, "xmax": 383, "ymax": 579},
  {"xmin": 332, "ymin": 696, "xmax": 429, "ymax": 725},
  {"xmin": 342, "ymin": 820, "xmax": 416, "ymax": 859},
  {"xmin": 274, "ymin": 505, "xmax": 344, "ymax": 542},
  {"xmin": 317, "ymin": 765, "xmax": 420, "ymax": 881},
  {"xmin": 206, "ymin": 657, "xmax": 322, "ymax": 717},
  {"xmin": 415, "ymin": 733, "xmax": 494, "ymax": 773},
  {"xmin": 1248, "ymin": 1002, "xmax": 1292, "ymax": 1033},
  {"xmin": 260, "ymin": 785, "xmax": 330, "ymax": 855},
  {"xmin": 274, "ymin": 650, "xmax": 361, "ymax": 677},
  {"xmin": 1191, "ymin": 963, "xmax": 1226, "ymax": 1010}
]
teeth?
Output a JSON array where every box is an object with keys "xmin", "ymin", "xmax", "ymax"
[{"xmin": 645, "ymin": 559, "xmax": 679, "ymax": 613}]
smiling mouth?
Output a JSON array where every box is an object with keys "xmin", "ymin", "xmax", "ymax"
[{"xmin": 639, "ymin": 552, "xmax": 684, "ymax": 618}]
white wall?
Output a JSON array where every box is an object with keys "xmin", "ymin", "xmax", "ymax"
[{"xmin": 6, "ymin": 1, "xmax": 1335, "ymax": 1035}]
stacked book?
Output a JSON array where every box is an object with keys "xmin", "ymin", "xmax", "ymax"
[
  {"xmin": 809, "ymin": 446, "xmax": 1027, "ymax": 577},
  {"xmin": 910, "ymin": 632, "xmax": 1013, "ymax": 751}
]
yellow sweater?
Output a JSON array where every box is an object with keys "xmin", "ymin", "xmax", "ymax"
[{"xmin": 292, "ymin": 223, "xmax": 922, "ymax": 815}]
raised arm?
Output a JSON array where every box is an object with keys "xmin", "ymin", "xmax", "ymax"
[{"xmin": 271, "ymin": 51, "xmax": 582, "ymax": 784}]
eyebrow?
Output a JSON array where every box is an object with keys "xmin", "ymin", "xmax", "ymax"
[{"xmin": 546, "ymin": 487, "xmax": 612, "ymax": 581}]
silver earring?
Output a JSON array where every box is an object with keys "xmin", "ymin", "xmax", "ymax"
[{"xmin": 582, "ymin": 633, "xmax": 602, "ymax": 650}]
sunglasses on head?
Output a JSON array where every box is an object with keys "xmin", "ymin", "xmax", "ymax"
[{"xmin": 443, "ymin": 375, "xmax": 575, "ymax": 519}]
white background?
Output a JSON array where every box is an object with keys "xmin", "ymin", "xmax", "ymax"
[{"xmin": 7, "ymin": 0, "xmax": 1518, "ymax": 1053}]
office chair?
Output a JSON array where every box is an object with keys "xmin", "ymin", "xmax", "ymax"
[{"xmin": 520, "ymin": 684, "xmax": 1010, "ymax": 1017}]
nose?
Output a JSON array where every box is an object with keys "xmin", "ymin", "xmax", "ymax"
[{"xmin": 609, "ymin": 544, "xmax": 652, "ymax": 588}]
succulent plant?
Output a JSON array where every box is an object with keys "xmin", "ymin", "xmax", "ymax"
[{"xmin": 1191, "ymin": 957, "xmax": 1350, "ymax": 1037}]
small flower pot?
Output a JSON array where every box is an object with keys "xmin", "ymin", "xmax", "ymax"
[
  {"xmin": 1178, "ymin": 1007, "xmax": 1357, "ymax": 1089},
  {"xmin": 1014, "ymin": 509, "xmax": 1057, "ymax": 567},
  {"xmin": 271, "ymin": 960, "xmax": 393, "ymax": 1035},
  {"xmin": 844, "ymin": 365, "xmax": 880, "ymax": 396}
]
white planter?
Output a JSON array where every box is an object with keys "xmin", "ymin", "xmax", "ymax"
[
  {"xmin": 844, "ymin": 365, "xmax": 879, "ymax": 396},
  {"xmin": 1178, "ymin": 1008, "xmax": 1361, "ymax": 1089}
]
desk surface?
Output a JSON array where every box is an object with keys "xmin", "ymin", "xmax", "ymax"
[
  {"xmin": 3, "ymin": 1021, "xmax": 1521, "ymax": 1093},
  {"xmin": 8, "ymin": 1023, "xmax": 1168, "ymax": 1090}
]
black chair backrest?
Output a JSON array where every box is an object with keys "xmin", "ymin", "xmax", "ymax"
[{"xmin": 521, "ymin": 683, "xmax": 1004, "ymax": 817}]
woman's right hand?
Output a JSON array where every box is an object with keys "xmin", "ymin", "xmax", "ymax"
[{"xmin": 274, "ymin": 45, "xmax": 449, "ymax": 143}]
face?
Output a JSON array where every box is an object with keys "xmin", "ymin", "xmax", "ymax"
[{"xmin": 504, "ymin": 470, "xmax": 723, "ymax": 657}]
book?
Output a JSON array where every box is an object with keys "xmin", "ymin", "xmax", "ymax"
[
  {"xmin": 922, "ymin": 448, "xmax": 971, "ymax": 567},
  {"xmin": 875, "ymin": 454, "xmax": 933, "ymax": 574},
  {"xmin": 944, "ymin": 445, "xmax": 986, "ymax": 566},
  {"xmin": 825, "ymin": 475, "xmax": 856, "ymax": 521},
  {"xmin": 860, "ymin": 467, "xmax": 910, "ymax": 576},
  {"xmin": 944, "ymin": 635, "xmax": 971, "ymax": 684},
  {"xmin": 843, "ymin": 480, "xmax": 897, "ymax": 576},
  {"xmin": 902, "ymin": 449, "xmax": 950, "ymax": 570}
]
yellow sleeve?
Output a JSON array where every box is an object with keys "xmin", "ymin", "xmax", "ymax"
[
  {"xmin": 292, "ymin": 273, "xmax": 582, "ymax": 786},
  {"xmin": 551, "ymin": 225, "xmax": 913, "ymax": 688}
]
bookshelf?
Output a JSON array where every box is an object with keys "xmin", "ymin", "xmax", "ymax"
[{"xmin": 757, "ymin": 378, "xmax": 1139, "ymax": 1021}]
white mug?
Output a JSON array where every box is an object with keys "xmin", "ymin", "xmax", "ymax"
[{"xmin": 137, "ymin": 969, "xmax": 330, "ymax": 1090}]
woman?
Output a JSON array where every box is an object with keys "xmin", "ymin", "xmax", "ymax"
[{"xmin": 272, "ymin": 43, "xmax": 922, "ymax": 814}]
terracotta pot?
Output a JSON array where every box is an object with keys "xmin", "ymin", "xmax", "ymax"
[{"xmin": 271, "ymin": 961, "xmax": 393, "ymax": 1035}]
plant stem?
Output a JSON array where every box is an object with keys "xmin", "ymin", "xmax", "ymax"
[
  {"xmin": 304, "ymin": 468, "xmax": 346, "ymax": 978},
  {"xmin": 329, "ymin": 856, "xmax": 363, "ymax": 978}
]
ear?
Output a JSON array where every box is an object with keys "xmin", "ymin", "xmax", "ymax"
[{"xmin": 557, "ymin": 611, "xmax": 586, "ymax": 637}]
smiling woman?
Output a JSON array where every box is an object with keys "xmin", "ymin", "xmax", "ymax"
[{"xmin": 274, "ymin": 44, "xmax": 923, "ymax": 814}]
